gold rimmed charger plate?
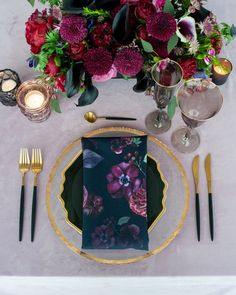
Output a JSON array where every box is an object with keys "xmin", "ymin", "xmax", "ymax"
[{"xmin": 46, "ymin": 127, "xmax": 190, "ymax": 264}]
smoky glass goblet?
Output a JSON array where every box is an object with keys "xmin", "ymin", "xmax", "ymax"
[
  {"xmin": 171, "ymin": 79, "xmax": 223, "ymax": 153},
  {"xmin": 145, "ymin": 59, "xmax": 183, "ymax": 134}
]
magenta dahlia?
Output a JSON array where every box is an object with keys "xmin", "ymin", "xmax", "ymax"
[
  {"xmin": 60, "ymin": 15, "xmax": 87, "ymax": 44},
  {"xmin": 83, "ymin": 48, "xmax": 113, "ymax": 76},
  {"xmin": 114, "ymin": 48, "xmax": 144, "ymax": 76},
  {"xmin": 146, "ymin": 12, "xmax": 177, "ymax": 41}
]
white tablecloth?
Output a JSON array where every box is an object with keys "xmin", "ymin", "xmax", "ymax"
[{"xmin": 0, "ymin": 0, "xmax": 236, "ymax": 292}]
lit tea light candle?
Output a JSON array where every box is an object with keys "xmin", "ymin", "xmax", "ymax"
[
  {"xmin": 212, "ymin": 58, "xmax": 232, "ymax": 85},
  {"xmin": 1, "ymin": 79, "xmax": 17, "ymax": 92},
  {"xmin": 25, "ymin": 90, "xmax": 45, "ymax": 109}
]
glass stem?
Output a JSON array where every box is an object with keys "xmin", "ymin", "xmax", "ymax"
[{"xmin": 182, "ymin": 127, "xmax": 192, "ymax": 146}]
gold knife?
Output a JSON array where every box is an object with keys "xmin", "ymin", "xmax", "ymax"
[
  {"xmin": 192, "ymin": 155, "xmax": 200, "ymax": 241},
  {"xmin": 205, "ymin": 153, "xmax": 214, "ymax": 241}
]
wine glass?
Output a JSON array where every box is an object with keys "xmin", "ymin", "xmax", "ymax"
[
  {"xmin": 171, "ymin": 79, "xmax": 223, "ymax": 153},
  {"xmin": 145, "ymin": 59, "xmax": 183, "ymax": 134}
]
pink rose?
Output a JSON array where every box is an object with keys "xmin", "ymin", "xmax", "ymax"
[{"xmin": 93, "ymin": 65, "xmax": 117, "ymax": 82}]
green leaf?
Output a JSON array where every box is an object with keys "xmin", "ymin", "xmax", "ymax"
[
  {"xmin": 141, "ymin": 39, "xmax": 153, "ymax": 53},
  {"xmin": 77, "ymin": 84, "xmax": 99, "ymax": 106},
  {"xmin": 163, "ymin": 0, "xmax": 175, "ymax": 15},
  {"xmin": 50, "ymin": 99, "xmax": 61, "ymax": 113},
  {"xmin": 167, "ymin": 34, "xmax": 178, "ymax": 54},
  {"xmin": 54, "ymin": 56, "xmax": 61, "ymax": 67},
  {"xmin": 143, "ymin": 154, "xmax": 147, "ymax": 164},
  {"xmin": 65, "ymin": 62, "xmax": 84, "ymax": 98},
  {"xmin": 167, "ymin": 96, "xmax": 177, "ymax": 119},
  {"xmin": 82, "ymin": 7, "xmax": 110, "ymax": 18},
  {"xmin": 27, "ymin": 0, "xmax": 35, "ymax": 6},
  {"xmin": 118, "ymin": 216, "xmax": 130, "ymax": 226},
  {"xmin": 122, "ymin": 75, "xmax": 129, "ymax": 80}
]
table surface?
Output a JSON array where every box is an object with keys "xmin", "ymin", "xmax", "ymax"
[{"xmin": 0, "ymin": 0, "xmax": 236, "ymax": 276}]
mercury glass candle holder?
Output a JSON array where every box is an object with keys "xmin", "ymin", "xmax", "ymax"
[
  {"xmin": 16, "ymin": 79, "xmax": 54, "ymax": 122},
  {"xmin": 0, "ymin": 69, "xmax": 21, "ymax": 106}
]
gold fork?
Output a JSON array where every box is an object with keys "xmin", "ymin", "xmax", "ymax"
[
  {"xmin": 31, "ymin": 148, "xmax": 43, "ymax": 242},
  {"xmin": 19, "ymin": 148, "xmax": 30, "ymax": 241}
]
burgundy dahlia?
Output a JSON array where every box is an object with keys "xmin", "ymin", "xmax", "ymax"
[
  {"xmin": 83, "ymin": 48, "xmax": 113, "ymax": 76},
  {"xmin": 60, "ymin": 15, "xmax": 87, "ymax": 44},
  {"xmin": 146, "ymin": 12, "xmax": 177, "ymax": 41},
  {"xmin": 91, "ymin": 22, "xmax": 112, "ymax": 47},
  {"xmin": 114, "ymin": 48, "xmax": 144, "ymax": 76}
]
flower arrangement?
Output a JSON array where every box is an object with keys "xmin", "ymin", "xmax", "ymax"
[{"xmin": 25, "ymin": 0, "xmax": 235, "ymax": 110}]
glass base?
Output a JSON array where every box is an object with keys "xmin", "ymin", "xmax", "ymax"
[
  {"xmin": 171, "ymin": 127, "xmax": 200, "ymax": 153},
  {"xmin": 145, "ymin": 110, "xmax": 171, "ymax": 134}
]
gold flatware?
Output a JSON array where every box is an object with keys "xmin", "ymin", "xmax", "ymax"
[
  {"xmin": 19, "ymin": 148, "xmax": 30, "ymax": 241},
  {"xmin": 205, "ymin": 153, "xmax": 214, "ymax": 241},
  {"xmin": 84, "ymin": 111, "xmax": 136, "ymax": 123},
  {"xmin": 192, "ymin": 155, "xmax": 200, "ymax": 241},
  {"xmin": 31, "ymin": 148, "xmax": 43, "ymax": 242}
]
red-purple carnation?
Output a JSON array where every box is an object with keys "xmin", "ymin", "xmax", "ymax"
[
  {"xmin": 91, "ymin": 22, "xmax": 112, "ymax": 47},
  {"xmin": 136, "ymin": 1, "xmax": 156, "ymax": 21},
  {"xmin": 60, "ymin": 15, "xmax": 87, "ymax": 44},
  {"xmin": 83, "ymin": 48, "xmax": 113, "ymax": 76},
  {"xmin": 146, "ymin": 12, "xmax": 177, "ymax": 41},
  {"xmin": 114, "ymin": 48, "xmax": 144, "ymax": 76},
  {"xmin": 178, "ymin": 58, "xmax": 197, "ymax": 79}
]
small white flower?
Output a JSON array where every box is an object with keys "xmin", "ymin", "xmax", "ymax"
[{"xmin": 188, "ymin": 39, "xmax": 200, "ymax": 54}]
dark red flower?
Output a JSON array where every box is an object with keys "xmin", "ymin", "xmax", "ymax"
[
  {"xmin": 91, "ymin": 225, "xmax": 115, "ymax": 249},
  {"xmin": 211, "ymin": 31, "xmax": 223, "ymax": 54},
  {"xmin": 120, "ymin": 0, "xmax": 140, "ymax": 5},
  {"xmin": 55, "ymin": 74, "xmax": 65, "ymax": 92},
  {"xmin": 25, "ymin": 9, "xmax": 53, "ymax": 54},
  {"xmin": 153, "ymin": 40, "xmax": 169, "ymax": 58},
  {"xmin": 60, "ymin": 15, "xmax": 87, "ymax": 44},
  {"xmin": 129, "ymin": 188, "xmax": 147, "ymax": 217},
  {"xmin": 114, "ymin": 48, "xmax": 144, "ymax": 76},
  {"xmin": 137, "ymin": 25, "xmax": 150, "ymax": 41},
  {"xmin": 91, "ymin": 22, "xmax": 112, "ymax": 47},
  {"xmin": 136, "ymin": 1, "xmax": 156, "ymax": 21},
  {"xmin": 68, "ymin": 42, "xmax": 87, "ymax": 60},
  {"xmin": 83, "ymin": 48, "xmax": 113, "ymax": 76},
  {"xmin": 146, "ymin": 12, "xmax": 177, "ymax": 41},
  {"xmin": 178, "ymin": 58, "xmax": 197, "ymax": 79},
  {"xmin": 44, "ymin": 55, "xmax": 60, "ymax": 76}
]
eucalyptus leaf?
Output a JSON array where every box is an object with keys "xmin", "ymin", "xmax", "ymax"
[
  {"xmin": 83, "ymin": 149, "xmax": 104, "ymax": 168},
  {"xmin": 50, "ymin": 99, "xmax": 62, "ymax": 113},
  {"xmin": 167, "ymin": 96, "xmax": 177, "ymax": 119},
  {"xmin": 27, "ymin": 0, "xmax": 35, "ymax": 6},
  {"xmin": 163, "ymin": 0, "xmax": 175, "ymax": 15},
  {"xmin": 167, "ymin": 34, "xmax": 178, "ymax": 54},
  {"xmin": 118, "ymin": 216, "xmax": 130, "ymax": 226},
  {"xmin": 141, "ymin": 39, "xmax": 153, "ymax": 53}
]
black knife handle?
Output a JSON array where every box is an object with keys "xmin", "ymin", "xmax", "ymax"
[
  {"xmin": 105, "ymin": 117, "xmax": 136, "ymax": 121},
  {"xmin": 31, "ymin": 186, "xmax": 37, "ymax": 242},
  {"xmin": 208, "ymin": 193, "xmax": 214, "ymax": 241},
  {"xmin": 196, "ymin": 193, "xmax": 200, "ymax": 242},
  {"xmin": 19, "ymin": 185, "xmax": 25, "ymax": 242}
]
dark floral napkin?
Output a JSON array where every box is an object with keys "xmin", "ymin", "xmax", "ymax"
[{"xmin": 81, "ymin": 136, "xmax": 149, "ymax": 250}]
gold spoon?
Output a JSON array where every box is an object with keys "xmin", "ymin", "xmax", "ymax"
[{"xmin": 84, "ymin": 111, "xmax": 136, "ymax": 123}]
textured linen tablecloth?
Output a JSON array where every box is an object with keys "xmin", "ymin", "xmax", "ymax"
[{"xmin": 0, "ymin": 0, "xmax": 236, "ymax": 278}]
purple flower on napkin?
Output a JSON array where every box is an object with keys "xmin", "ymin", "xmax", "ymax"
[
  {"xmin": 83, "ymin": 186, "xmax": 104, "ymax": 216},
  {"xmin": 91, "ymin": 225, "xmax": 115, "ymax": 248},
  {"xmin": 107, "ymin": 162, "xmax": 141, "ymax": 199},
  {"xmin": 118, "ymin": 224, "xmax": 143, "ymax": 248},
  {"xmin": 129, "ymin": 187, "xmax": 147, "ymax": 217}
]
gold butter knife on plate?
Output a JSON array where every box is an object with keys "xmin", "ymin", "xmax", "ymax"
[
  {"xmin": 205, "ymin": 153, "xmax": 214, "ymax": 241},
  {"xmin": 192, "ymin": 155, "xmax": 200, "ymax": 241}
]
